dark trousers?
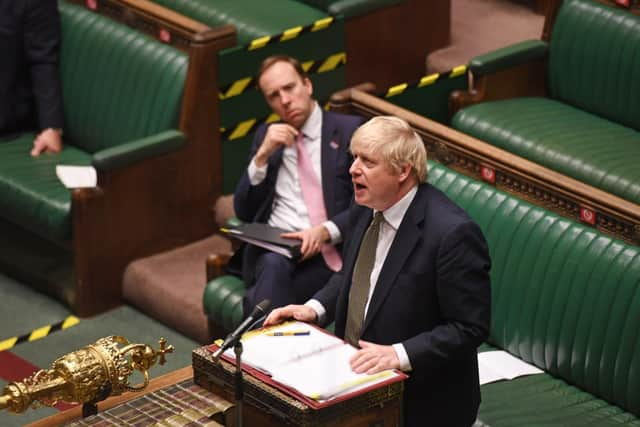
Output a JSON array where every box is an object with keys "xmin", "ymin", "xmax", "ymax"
[{"xmin": 243, "ymin": 249, "xmax": 334, "ymax": 316}]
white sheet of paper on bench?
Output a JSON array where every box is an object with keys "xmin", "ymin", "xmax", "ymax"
[
  {"xmin": 478, "ymin": 350, "xmax": 543, "ymax": 385},
  {"xmin": 223, "ymin": 320, "xmax": 401, "ymax": 401},
  {"xmin": 55, "ymin": 165, "xmax": 97, "ymax": 188}
]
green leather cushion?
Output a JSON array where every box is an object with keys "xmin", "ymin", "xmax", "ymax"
[
  {"xmin": 429, "ymin": 163, "xmax": 640, "ymax": 417},
  {"xmin": 60, "ymin": 2, "xmax": 187, "ymax": 153},
  {"xmin": 152, "ymin": 0, "xmax": 327, "ymax": 46},
  {"xmin": 451, "ymin": 97, "xmax": 640, "ymax": 204},
  {"xmin": 548, "ymin": 0, "xmax": 640, "ymax": 131},
  {"xmin": 477, "ymin": 346, "xmax": 640, "ymax": 426},
  {"xmin": 0, "ymin": 135, "xmax": 91, "ymax": 242}
]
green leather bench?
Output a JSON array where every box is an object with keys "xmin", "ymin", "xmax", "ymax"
[
  {"xmin": 450, "ymin": 0, "xmax": 640, "ymax": 205},
  {"xmin": 0, "ymin": 1, "xmax": 219, "ymax": 316},
  {"xmin": 203, "ymin": 160, "xmax": 640, "ymax": 424}
]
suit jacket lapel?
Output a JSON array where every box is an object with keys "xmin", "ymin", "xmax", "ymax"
[
  {"xmin": 320, "ymin": 111, "xmax": 338, "ymax": 216},
  {"xmin": 362, "ymin": 186, "xmax": 427, "ymax": 333}
]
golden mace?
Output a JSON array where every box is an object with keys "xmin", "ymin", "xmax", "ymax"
[{"xmin": 0, "ymin": 336, "xmax": 173, "ymax": 414}]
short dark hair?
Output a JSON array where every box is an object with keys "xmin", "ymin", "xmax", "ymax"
[{"xmin": 256, "ymin": 55, "xmax": 308, "ymax": 91}]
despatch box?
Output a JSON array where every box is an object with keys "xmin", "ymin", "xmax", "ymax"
[{"xmin": 192, "ymin": 346, "xmax": 404, "ymax": 427}]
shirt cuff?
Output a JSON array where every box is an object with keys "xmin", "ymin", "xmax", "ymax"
[
  {"xmin": 248, "ymin": 157, "xmax": 267, "ymax": 186},
  {"xmin": 393, "ymin": 343, "xmax": 413, "ymax": 372},
  {"xmin": 305, "ymin": 299, "xmax": 326, "ymax": 326},
  {"xmin": 322, "ymin": 220, "xmax": 342, "ymax": 245}
]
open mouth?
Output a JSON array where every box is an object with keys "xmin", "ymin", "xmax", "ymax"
[{"xmin": 354, "ymin": 183, "xmax": 367, "ymax": 191}]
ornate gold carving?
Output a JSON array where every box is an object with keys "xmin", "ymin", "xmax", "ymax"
[{"xmin": 0, "ymin": 336, "xmax": 174, "ymax": 414}]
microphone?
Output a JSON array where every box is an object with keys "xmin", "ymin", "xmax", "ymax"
[{"xmin": 213, "ymin": 299, "xmax": 271, "ymax": 360}]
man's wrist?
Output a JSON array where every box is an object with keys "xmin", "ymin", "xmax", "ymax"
[{"xmin": 44, "ymin": 127, "xmax": 63, "ymax": 137}]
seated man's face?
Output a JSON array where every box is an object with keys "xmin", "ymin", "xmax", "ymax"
[
  {"xmin": 258, "ymin": 61, "xmax": 314, "ymax": 129},
  {"xmin": 349, "ymin": 147, "xmax": 404, "ymax": 212}
]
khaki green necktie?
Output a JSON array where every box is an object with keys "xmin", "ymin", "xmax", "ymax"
[{"xmin": 344, "ymin": 212, "xmax": 384, "ymax": 347}]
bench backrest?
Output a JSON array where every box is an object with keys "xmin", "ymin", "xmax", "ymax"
[
  {"xmin": 60, "ymin": 2, "xmax": 187, "ymax": 153},
  {"xmin": 152, "ymin": 0, "xmax": 326, "ymax": 46},
  {"xmin": 548, "ymin": 0, "xmax": 640, "ymax": 130},
  {"xmin": 428, "ymin": 161, "xmax": 640, "ymax": 416}
]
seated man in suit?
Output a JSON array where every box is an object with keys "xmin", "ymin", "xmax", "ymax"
[
  {"xmin": 0, "ymin": 0, "xmax": 64, "ymax": 155},
  {"xmin": 265, "ymin": 116, "xmax": 492, "ymax": 427},
  {"xmin": 233, "ymin": 55, "xmax": 363, "ymax": 316}
]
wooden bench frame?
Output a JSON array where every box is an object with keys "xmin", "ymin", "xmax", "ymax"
[{"xmin": 34, "ymin": 0, "xmax": 238, "ymax": 316}]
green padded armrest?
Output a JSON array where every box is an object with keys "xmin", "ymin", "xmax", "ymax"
[
  {"xmin": 91, "ymin": 130, "xmax": 185, "ymax": 171},
  {"xmin": 469, "ymin": 39, "xmax": 548, "ymax": 76},
  {"xmin": 326, "ymin": 0, "xmax": 404, "ymax": 18},
  {"xmin": 204, "ymin": 275, "xmax": 246, "ymax": 333}
]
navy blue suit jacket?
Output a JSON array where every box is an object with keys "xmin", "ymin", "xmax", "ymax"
[
  {"xmin": 233, "ymin": 110, "xmax": 363, "ymax": 284},
  {"xmin": 315, "ymin": 183, "xmax": 492, "ymax": 427},
  {"xmin": 0, "ymin": 0, "xmax": 63, "ymax": 135}
]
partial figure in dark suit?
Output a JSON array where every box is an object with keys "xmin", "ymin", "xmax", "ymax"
[
  {"xmin": 0, "ymin": 0, "xmax": 64, "ymax": 155},
  {"xmin": 233, "ymin": 55, "xmax": 363, "ymax": 315},
  {"xmin": 265, "ymin": 116, "xmax": 492, "ymax": 427}
]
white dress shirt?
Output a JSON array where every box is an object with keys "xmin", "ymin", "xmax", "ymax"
[
  {"xmin": 247, "ymin": 102, "xmax": 340, "ymax": 243},
  {"xmin": 307, "ymin": 185, "xmax": 418, "ymax": 371}
]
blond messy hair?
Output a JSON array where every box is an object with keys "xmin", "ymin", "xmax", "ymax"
[{"xmin": 350, "ymin": 116, "xmax": 427, "ymax": 182}]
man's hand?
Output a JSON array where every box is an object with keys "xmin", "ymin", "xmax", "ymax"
[
  {"xmin": 281, "ymin": 224, "xmax": 330, "ymax": 260},
  {"xmin": 31, "ymin": 128, "xmax": 62, "ymax": 156},
  {"xmin": 264, "ymin": 304, "xmax": 317, "ymax": 327},
  {"xmin": 350, "ymin": 340, "xmax": 400, "ymax": 375},
  {"xmin": 254, "ymin": 123, "xmax": 298, "ymax": 167}
]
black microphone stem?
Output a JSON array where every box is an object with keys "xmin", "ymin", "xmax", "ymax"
[{"xmin": 234, "ymin": 340, "xmax": 244, "ymax": 427}]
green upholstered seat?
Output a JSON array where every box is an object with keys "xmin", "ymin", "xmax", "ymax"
[
  {"xmin": 0, "ymin": 135, "xmax": 91, "ymax": 242},
  {"xmin": 477, "ymin": 346, "xmax": 640, "ymax": 426},
  {"xmin": 452, "ymin": 97, "xmax": 640, "ymax": 204},
  {"xmin": 152, "ymin": 0, "xmax": 327, "ymax": 46},
  {"xmin": 0, "ymin": 2, "xmax": 187, "ymax": 244},
  {"xmin": 204, "ymin": 160, "xmax": 640, "ymax": 424},
  {"xmin": 428, "ymin": 163, "xmax": 640, "ymax": 424},
  {"xmin": 60, "ymin": 3, "xmax": 187, "ymax": 152},
  {"xmin": 452, "ymin": 0, "xmax": 640, "ymax": 205}
]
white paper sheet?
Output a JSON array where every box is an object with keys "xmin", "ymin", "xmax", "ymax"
[
  {"xmin": 478, "ymin": 350, "xmax": 543, "ymax": 385},
  {"xmin": 55, "ymin": 165, "xmax": 97, "ymax": 188}
]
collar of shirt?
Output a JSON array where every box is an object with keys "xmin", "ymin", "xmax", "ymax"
[
  {"xmin": 377, "ymin": 185, "xmax": 418, "ymax": 230},
  {"xmin": 299, "ymin": 101, "xmax": 321, "ymax": 142}
]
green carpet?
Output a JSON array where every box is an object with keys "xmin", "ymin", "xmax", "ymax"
[{"xmin": 0, "ymin": 273, "xmax": 199, "ymax": 426}]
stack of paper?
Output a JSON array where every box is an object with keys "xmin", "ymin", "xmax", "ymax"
[
  {"xmin": 55, "ymin": 165, "xmax": 97, "ymax": 188},
  {"xmin": 219, "ymin": 321, "xmax": 403, "ymax": 402},
  {"xmin": 477, "ymin": 350, "xmax": 543, "ymax": 385}
]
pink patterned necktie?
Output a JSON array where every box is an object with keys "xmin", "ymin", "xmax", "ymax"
[{"xmin": 296, "ymin": 133, "xmax": 343, "ymax": 272}]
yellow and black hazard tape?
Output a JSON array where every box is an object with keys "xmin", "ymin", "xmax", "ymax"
[
  {"xmin": 219, "ymin": 52, "xmax": 347, "ymax": 100},
  {"xmin": 220, "ymin": 112, "xmax": 280, "ymax": 141},
  {"xmin": 245, "ymin": 16, "xmax": 335, "ymax": 51},
  {"xmin": 383, "ymin": 65, "xmax": 467, "ymax": 98},
  {"xmin": 0, "ymin": 316, "xmax": 80, "ymax": 352},
  {"xmin": 220, "ymin": 102, "xmax": 332, "ymax": 141}
]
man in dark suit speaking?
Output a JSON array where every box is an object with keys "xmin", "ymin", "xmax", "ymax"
[
  {"xmin": 233, "ymin": 55, "xmax": 363, "ymax": 316},
  {"xmin": 265, "ymin": 116, "xmax": 492, "ymax": 426}
]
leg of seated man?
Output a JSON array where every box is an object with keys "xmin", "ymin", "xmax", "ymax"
[{"xmin": 243, "ymin": 251, "xmax": 333, "ymax": 316}]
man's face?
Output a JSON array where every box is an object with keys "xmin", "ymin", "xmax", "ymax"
[
  {"xmin": 258, "ymin": 61, "xmax": 314, "ymax": 129},
  {"xmin": 349, "ymin": 147, "xmax": 405, "ymax": 211}
]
